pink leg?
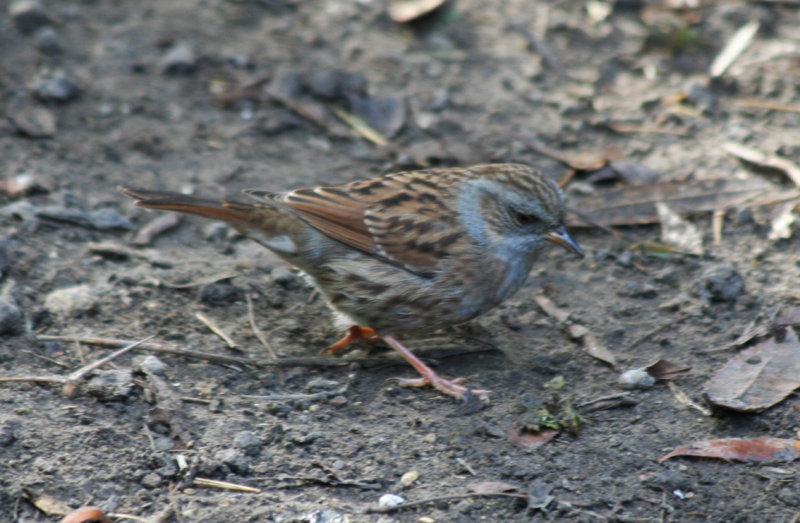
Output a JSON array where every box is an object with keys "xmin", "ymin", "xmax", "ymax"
[{"xmin": 381, "ymin": 334, "xmax": 489, "ymax": 401}]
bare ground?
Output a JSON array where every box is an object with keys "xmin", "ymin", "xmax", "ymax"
[{"xmin": 2, "ymin": 1, "xmax": 800, "ymax": 521}]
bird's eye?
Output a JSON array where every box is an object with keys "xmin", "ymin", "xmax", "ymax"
[{"xmin": 514, "ymin": 211, "xmax": 538, "ymax": 227}]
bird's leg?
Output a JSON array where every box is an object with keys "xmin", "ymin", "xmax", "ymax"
[
  {"xmin": 381, "ymin": 334, "xmax": 489, "ymax": 401},
  {"xmin": 324, "ymin": 325, "xmax": 379, "ymax": 354}
]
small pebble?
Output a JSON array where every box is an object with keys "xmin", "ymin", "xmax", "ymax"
[
  {"xmin": 33, "ymin": 456, "xmax": 56, "ymax": 474},
  {"xmin": 87, "ymin": 369, "xmax": 135, "ymax": 400},
  {"xmin": 400, "ymin": 470, "xmax": 419, "ymax": 487},
  {"xmin": 348, "ymin": 95, "xmax": 406, "ymax": 138},
  {"xmin": 306, "ymin": 377, "xmax": 339, "ymax": 390},
  {"xmin": 234, "ymin": 431, "xmax": 262, "ymax": 456},
  {"xmin": 199, "ymin": 282, "xmax": 241, "ymax": 305},
  {"xmin": 137, "ymin": 355, "xmax": 167, "ymax": 376},
  {"xmin": 0, "ymin": 298, "xmax": 24, "ymax": 335},
  {"xmin": 214, "ymin": 448, "xmax": 249, "ymax": 474},
  {"xmin": 422, "ymin": 433, "xmax": 436, "ymax": 444},
  {"xmin": 9, "ymin": 0, "xmax": 52, "ymax": 34},
  {"xmin": 141, "ymin": 472, "xmax": 161, "ymax": 488},
  {"xmin": 419, "ymin": 517, "xmax": 435, "ymax": 523},
  {"xmin": 329, "ymin": 395, "xmax": 348, "ymax": 406},
  {"xmin": 33, "ymin": 26, "xmax": 62, "ymax": 54},
  {"xmin": 0, "ymin": 423, "xmax": 16, "ymax": 447},
  {"xmin": 271, "ymin": 266, "xmax": 298, "ymax": 287},
  {"xmin": 256, "ymin": 109, "xmax": 305, "ymax": 135},
  {"xmin": 378, "ymin": 493, "xmax": 406, "ymax": 508},
  {"xmin": 44, "ymin": 284, "xmax": 98, "ymax": 317},
  {"xmin": 307, "ymin": 69, "xmax": 367, "ymax": 101},
  {"xmin": 618, "ymin": 369, "xmax": 655, "ymax": 390},
  {"xmin": 160, "ymin": 43, "xmax": 197, "ymax": 75},
  {"xmin": 33, "ymin": 70, "xmax": 81, "ymax": 103},
  {"xmin": 699, "ymin": 265, "xmax": 745, "ymax": 302}
]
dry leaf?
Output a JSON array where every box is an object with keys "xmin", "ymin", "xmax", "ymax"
[
  {"xmin": 388, "ymin": 0, "xmax": 446, "ymax": 23},
  {"xmin": 644, "ymin": 359, "xmax": 691, "ymax": 380},
  {"xmin": 21, "ymin": 487, "xmax": 72, "ymax": 517},
  {"xmin": 656, "ymin": 202, "xmax": 703, "ymax": 255},
  {"xmin": 723, "ymin": 141, "xmax": 800, "ymax": 189},
  {"xmin": 506, "ymin": 426, "xmax": 558, "ymax": 449},
  {"xmin": 61, "ymin": 506, "xmax": 112, "ymax": 523},
  {"xmin": 659, "ymin": 437, "xmax": 800, "ymax": 463},
  {"xmin": 527, "ymin": 136, "xmax": 615, "ymax": 171},
  {"xmin": 535, "ymin": 294, "xmax": 617, "ymax": 367},
  {"xmin": 709, "ymin": 20, "xmax": 760, "ymax": 78},
  {"xmin": 704, "ymin": 327, "xmax": 800, "ymax": 412},
  {"xmin": 768, "ymin": 202, "xmax": 797, "ymax": 241}
]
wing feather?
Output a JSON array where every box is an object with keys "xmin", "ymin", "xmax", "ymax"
[{"xmin": 262, "ymin": 168, "xmax": 469, "ymax": 274}]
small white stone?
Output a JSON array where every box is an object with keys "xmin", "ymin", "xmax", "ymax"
[
  {"xmin": 378, "ymin": 493, "xmax": 405, "ymax": 508},
  {"xmin": 618, "ymin": 368, "xmax": 655, "ymax": 390},
  {"xmin": 44, "ymin": 285, "xmax": 97, "ymax": 317}
]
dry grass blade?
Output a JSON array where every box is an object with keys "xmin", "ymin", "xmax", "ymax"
[
  {"xmin": 195, "ymin": 312, "xmax": 237, "ymax": 349},
  {"xmin": 193, "ymin": 478, "xmax": 261, "ymax": 493},
  {"xmin": 246, "ymin": 294, "xmax": 277, "ymax": 358},
  {"xmin": 328, "ymin": 104, "xmax": 388, "ymax": 146},
  {"xmin": 710, "ymin": 20, "xmax": 760, "ymax": 78},
  {"xmin": 723, "ymin": 141, "xmax": 800, "ymax": 189}
]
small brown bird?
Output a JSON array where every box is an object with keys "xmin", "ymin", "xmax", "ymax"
[{"xmin": 120, "ymin": 163, "xmax": 582, "ymax": 400}]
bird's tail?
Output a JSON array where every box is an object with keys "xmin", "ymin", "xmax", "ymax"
[{"xmin": 118, "ymin": 185, "xmax": 277, "ymax": 231}]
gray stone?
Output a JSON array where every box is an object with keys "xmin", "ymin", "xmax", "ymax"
[
  {"xmin": 234, "ymin": 430, "xmax": 262, "ymax": 456},
  {"xmin": 10, "ymin": 0, "xmax": 52, "ymax": 35},
  {"xmin": 0, "ymin": 299, "xmax": 24, "ymax": 335},
  {"xmin": 87, "ymin": 369, "xmax": 134, "ymax": 400}
]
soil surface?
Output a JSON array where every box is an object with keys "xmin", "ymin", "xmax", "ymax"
[{"xmin": 2, "ymin": 1, "xmax": 800, "ymax": 521}]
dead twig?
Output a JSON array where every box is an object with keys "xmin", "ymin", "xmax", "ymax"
[
  {"xmin": 195, "ymin": 312, "xmax": 237, "ymax": 350},
  {"xmin": 0, "ymin": 337, "xmax": 152, "ymax": 397},
  {"xmin": 734, "ymin": 98, "xmax": 800, "ymax": 114},
  {"xmin": 667, "ymin": 381, "xmax": 711, "ymax": 416},
  {"xmin": 193, "ymin": 478, "xmax": 260, "ymax": 493},
  {"xmin": 245, "ymin": 294, "xmax": 277, "ymax": 359},
  {"xmin": 328, "ymin": 104, "xmax": 388, "ymax": 146}
]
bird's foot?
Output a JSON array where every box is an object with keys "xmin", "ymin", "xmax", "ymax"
[
  {"xmin": 323, "ymin": 325, "xmax": 379, "ymax": 354},
  {"xmin": 389, "ymin": 374, "xmax": 489, "ymax": 401}
]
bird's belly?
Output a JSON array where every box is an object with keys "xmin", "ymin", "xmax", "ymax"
[{"xmin": 308, "ymin": 254, "xmax": 533, "ymax": 334}]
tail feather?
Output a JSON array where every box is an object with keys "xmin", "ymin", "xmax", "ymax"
[{"xmin": 118, "ymin": 185, "xmax": 272, "ymax": 230}]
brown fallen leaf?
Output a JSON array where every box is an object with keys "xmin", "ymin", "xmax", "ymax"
[
  {"xmin": 61, "ymin": 506, "xmax": 112, "ymax": 523},
  {"xmin": 506, "ymin": 426, "xmax": 558, "ymax": 449},
  {"xmin": 534, "ymin": 294, "xmax": 617, "ymax": 367},
  {"xmin": 659, "ymin": 437, "xmax": 800, "ymax": 463},
  {"xmin": 644, "ymin": 359, "xmax": 691, "ymax": 380},
  {"xmin": 703, "ymin": 327, "xmax": 800, "ymax": 412},
  {"xmin": 527, "ymin": 136, "xmax": 617, "ymax": 171},
  {"xmin": 723, "ymin": 141, "xmax": 800, "ymax": 189},
  {"xmin": 567, "ymin": 177, "xmax": 800, "ymax": 227},
  {"xmin": 21, "ymin": 487, "xmax": 72, "ymax": 517}
]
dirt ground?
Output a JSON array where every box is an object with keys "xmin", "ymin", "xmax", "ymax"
[{"xmin": 2, "ymin": 0, "xmax": 800, "ymax": 521}]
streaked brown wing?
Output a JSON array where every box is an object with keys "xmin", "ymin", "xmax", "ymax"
[{"xmin": 268, "ymin": 168, "xmax": 467, "ymax": 273}]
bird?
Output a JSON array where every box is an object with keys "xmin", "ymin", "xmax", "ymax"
[{"xmin": 119, "ymin": 163, "xmax": 583, "ymax": 400}]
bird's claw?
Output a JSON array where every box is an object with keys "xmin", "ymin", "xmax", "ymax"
[{"xmin": 388, "ymin": 375, "xmax": 490, "ymax": 402}]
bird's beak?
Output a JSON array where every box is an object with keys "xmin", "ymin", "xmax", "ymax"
[{"xmin": 545, "ymin": 226, "xmax": 584, "ymax": 258}]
